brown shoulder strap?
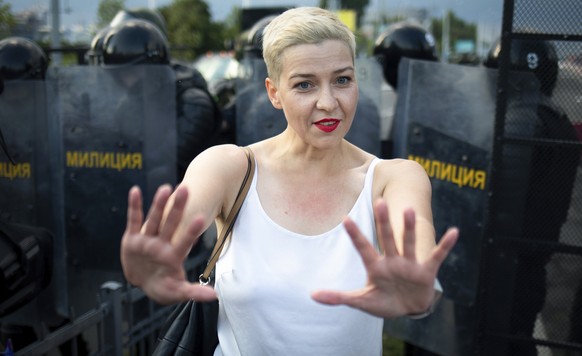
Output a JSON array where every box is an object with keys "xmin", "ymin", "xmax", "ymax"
[{"xmin": 199, "ymin": 146, "xmax": 255, "ymax": 285}]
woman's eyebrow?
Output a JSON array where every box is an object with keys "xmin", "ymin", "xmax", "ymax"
[{"xmin": 289, "ymin": 66, "xmax": 355, "ymax": 80}]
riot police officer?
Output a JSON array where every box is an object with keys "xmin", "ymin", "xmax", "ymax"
[
  {"xmin": 224, "ymin": 15, "xmax": 285, "ymax": 147},
  {"xmin": 373, "ymin": 21, "xmax": 439, "ymax": 157},
  {"xmin": 89, "ymin": 13, "xmax": 223, "ymax": 181},
  {"xmin": 0, "ymin": 37, "xmax": 48, "ymax": 81},
  {"xmin": 0, "ymin": 37, "xmax": 86, "ymax": 355},
  {"xmin": 373, "ymin": 21, "xmax": 438, "ymax": 90},
  {"xmin": 0, "ymin": 36, "xmax": 49, "ymax": 206},
  {"xmin": 91, "ymin": 11, "xmax": 224, "ymax": 283},
  {"xmin": 484, "ymin": 38, "xmax": 579, "ymax": 355},
  {"xmin": 109, "ymin": 7, "xmax": 168, "ymax": 37}
]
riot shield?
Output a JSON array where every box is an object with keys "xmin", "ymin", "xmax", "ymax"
[
  {"xmin": 393, "ymin": 59, "xmax": 498, "ymax": 305},
  {"xmin": 350, "ymin": 57, "xmax": 382, "ymax": 156},
  {"xmin": 45, "ymin": 65, "xmax": 176, "ymax": 315},
  {"xmin": 235, "ymin": 58, "xmax": 286, "ymax": 146},
  {"xmin": 235, "ymin": 57, "xmax": 382, "ymax": 156},
  {"xmin": 0, "ymin": 80, "xmax": 65, "ymax": 324},
  {"xmin": 0, "ymin": 80, "xmax": 53, "ymax": 227},
  {"xmin": 387, "ymin": 58, "xmax": 541, "ymax": 355}
]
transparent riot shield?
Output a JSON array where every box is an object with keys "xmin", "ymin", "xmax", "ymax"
[
  {"xmin": 46, "ymin": 64, "xmax": 176, "ymax": 316},
  {"xmin": 235, "ymin": 58, "xmax": 286, "ymax": 146},
  {"xmin": 350, "ymin": 57, "xmax": 382, "ymax": 156},
  {"xmin": 387, "ymin": 58, "xmax": 541, "ymax": 355},
  {"xmin": 0, "ymin": 80, "xmax": 64, "ymax": 324},
  {"xmin": 235, "ymin": 57, "xmax": 382, "ymax": 156},
  {"xmin": 0, "ymin": 80, "xmax": 53, "ymax": 227},
  {"xmin": 393, "ymin": 59, "xmax": 498, "ymax": 309}
]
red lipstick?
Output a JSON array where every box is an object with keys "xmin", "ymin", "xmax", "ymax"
[{"xmin": 314, "ymin": 119, "xmax": 340, "ymax": 133}]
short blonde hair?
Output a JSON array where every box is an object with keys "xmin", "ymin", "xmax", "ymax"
[{"xmin": 262, "ymin": 7, "xmax": 356, "ymax": 83}]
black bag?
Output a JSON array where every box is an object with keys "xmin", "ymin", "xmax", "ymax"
[
  {"xmin": 0, "ymin": 219, "xmax": 53, "ymax": 317},
  {"xmin": 153, "ymin": 299, "xmax": 219, "ymax": 356},
  {"xmin": 151, "ymin": 147, "xmax": 255, "ymax": 356}
]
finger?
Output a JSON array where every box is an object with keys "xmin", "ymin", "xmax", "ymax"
[
  {"xmin": 159, "ymin": 186, "xmax": 189, "ymax": 242},
  {"xmin": 125, "ymin": 186, "xmax": 143, "ymax": 235},
  {"xmin": 343, "ymin": 217, "xmax": 380, "ymax": 268},
  {"xmin": 311, "ymin": 290, "xmax": 349, "ymax": 306},
  {"xmin": 374, "ymin": 199, "xmax": 398, "ymax": 256},
  {"xmin": 402, "ymin": 208, "xmax": 417, "ymax": 259},
  {"xmin": 425, "ymin": 227, "xmax": 459, "ymax": 271},
  {"xmin": 142, "ymin": 184, "xmax": 173, "ymax": 236},
  {"xmin": 311, "ymin": 289, "xmax": 364, "ymax": 308}
]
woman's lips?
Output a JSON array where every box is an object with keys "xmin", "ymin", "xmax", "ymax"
[{"xmin": 314, "ymin": 119, "xmax": 340, "ymax": 133}]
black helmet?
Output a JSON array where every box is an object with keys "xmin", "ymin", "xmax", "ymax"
[
  {"xmin": 0, "ymin": 37, "xmax": 48, "ymax": 80},
  {"xmin": 86, "ymin": 26, "xmax": 110, "ymax": 65},
  {"xmin": 373, "ymin": 22, "xmax": 438, "ymax": 89},
  {"xmin": 483, "ymin": 38, "xmax": 558, "ymax": 96},
  {"xmin": 110, "ymin": 8, "xmax": 168, "ymax": 38},
  {"xmin": 102, "ymin": 19, "xmax": 170, "ymax": 66},
  {"xmin": 244, "ymin": 15, "xmax": 277, "ymax": 59}
]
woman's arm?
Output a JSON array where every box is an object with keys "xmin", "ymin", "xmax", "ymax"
[
  {"xmin": 380, "ymin": 159, "xmax": 436, "ymax": 262},
  {"xmin": 120, "ymin": 144, "xmax": 250, "ymax": 304}
]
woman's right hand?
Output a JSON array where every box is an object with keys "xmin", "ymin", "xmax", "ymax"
[{"xmin": 120, "ymin": 184, "xmax": 217, "ymax": 304}]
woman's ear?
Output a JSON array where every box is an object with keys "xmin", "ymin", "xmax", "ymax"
[{"xmin": 265, "ymin": 77, "xmax": 282, "ymax": 109}]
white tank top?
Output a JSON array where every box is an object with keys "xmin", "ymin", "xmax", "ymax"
[{"xmin": 214, "ymin": 158, "xmax": 383, "ymax": 356}]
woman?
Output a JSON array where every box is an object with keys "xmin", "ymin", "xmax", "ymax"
[{"xmin": 121, "ymin": 7, "xmax": 458, "ymax": 355}]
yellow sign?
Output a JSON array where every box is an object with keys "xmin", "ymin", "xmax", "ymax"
[
  {"xmin": 337, "ymin": 9, "xmax": 357, "ymax": 32},
  {"xmin": 0, "ymin": 161, "xmax": 31, "ymax": 179},
  {"xmin": 408, "ymin": 155, "xmax": 487, "ymax": 190},
  {"xmin": 66, "ymin": 151, "xmax": 143, "ymax": 171}
]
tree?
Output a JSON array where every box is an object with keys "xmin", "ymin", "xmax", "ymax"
[
  {"xmin": 97, "ymin": 0, "xmax": 125, "ymax": 29},
  {"xmin": 431, "ymin": 10, "xmax": 477, "ymax": 59},
  {"xmin": 319, "ymin": 0, "xmax": 370, "ymax": 27},
  {"xmin": 160, "ymin": 0, "xmax": 222, "ymax": 61},
  {"xmin": 221, "ymin": 6, "xmax": 242, "ymax": 51},
  {"xmin": 0, "ymin": 0, "xmax": 16, "ymax": 38}
]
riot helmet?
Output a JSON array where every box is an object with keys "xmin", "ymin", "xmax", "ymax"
[
  {"xmin": 0, "ymin": 37, "xmax": 48, "ymax": 80},
  {"xmin": 102, "ymin": 19, "xmax": 170, "ymax": 66},
  {"xmin": 86, "ymin": 26, "xmax": 110, "ymax": 65},
  {"xmin": 244, "ymin": 15, "xmax": 277, "ymax": 59},
  {"xmin": 373, "ymin": 22, "xmax": 438, "ymax": 89},
  {"xmin": 483, "ymin": 38, "xmax": 558, "ymax": 96},
  {"xmin": 110, "ymin": 8, "xmax": 168, "ymax": 38}
]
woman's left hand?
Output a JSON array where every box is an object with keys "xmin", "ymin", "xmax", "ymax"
[{"xmin": 311, "ymin": 198, "xmax": 458, "ymax": 318}]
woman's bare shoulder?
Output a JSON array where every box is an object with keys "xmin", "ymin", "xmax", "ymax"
[
  {"xmin": 177, "ymin": 144, "xmax": 256, "ymax": 222},
  {"xmin": 181, "ymin": 144, "xmax": 252, "ymax": 186},
  {"xmin": 376, "ymin": 157, "xmax": 427, "ymax": 174},
  {"xmin": 373, "ymin": 158, "xmax": 430, "ymax": 191}
]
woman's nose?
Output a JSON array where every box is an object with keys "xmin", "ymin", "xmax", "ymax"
[{"xmin": 316, "ymin": 86, "xmax": 338, "ymax": 112}]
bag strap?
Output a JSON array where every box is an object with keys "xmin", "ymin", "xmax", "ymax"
[{"xmin": 199, "ymin": 146, "xmax": 255, "ymax": 285}]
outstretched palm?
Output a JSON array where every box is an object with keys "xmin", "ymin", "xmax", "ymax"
[
  {"xmin": 121, "ymin": 185, "xmax": 217, "ymax": 304},
  {"xmin": 312, "ymin": 199, "xmax": 458, "ymax": 318}
]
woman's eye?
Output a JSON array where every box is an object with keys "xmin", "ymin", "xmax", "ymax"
[
  {"xmin": 297, "ymin": 82, "xmax": 311, "ymax": 90},
  {"xmin": 336, "ymin": 76, "xmax": 351, "ymax": 85}
]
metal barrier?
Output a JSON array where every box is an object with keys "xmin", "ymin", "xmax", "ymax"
[
  {"xmin": 476, "ymin": 0, "xmax": 582, "ymax": 354},
  {"xmin": 11, "ymin": 256, "xmax": 205, "ymax": 356}
]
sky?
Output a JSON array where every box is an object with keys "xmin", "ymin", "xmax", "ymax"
[{"xmin": 7, "ymin": 0, "xmax": 504, "ymax": 28}]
